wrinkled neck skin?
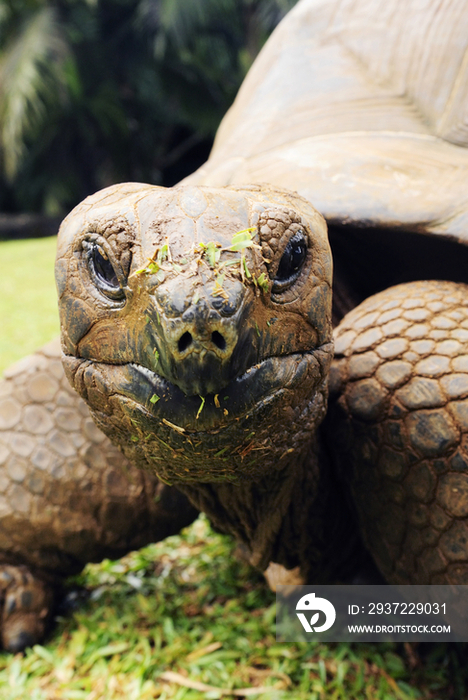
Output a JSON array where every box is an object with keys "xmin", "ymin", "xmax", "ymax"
[
  {"xmin": 57, "ymin": 184, "xmax": 357, "ymax": 583},
  {"xmin": 177, "ymin": 437, "xmax": 359, "ymax": 584},
  {"xmin": 64, "ymin": 345, "xmax": 358, "ymax": 583}
]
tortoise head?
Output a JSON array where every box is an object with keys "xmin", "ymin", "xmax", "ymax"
[{"xmin": 56, "ymin": 183, "xmax": 333, "ymax": 483}]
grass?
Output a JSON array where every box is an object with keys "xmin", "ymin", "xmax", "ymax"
[
  {"xmin": 0, "ymin": 237, "xmax": 467, "ymax": 698},
  {"xmin": 0, "ymin": 517, "xmax": 464, "ymax": 700},
  {"xmin": 0, "ymin": 236, "xmax": 59, "ymax": 374}
]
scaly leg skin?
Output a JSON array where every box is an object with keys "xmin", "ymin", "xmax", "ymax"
[
  {"xmin": 0, "ymin": 338, "xmax": 198, "ymax": 651},
  {"xmin": 0, "ymin": 566, "xmax": 53, "ymax": 653},
  {"xmin": 327, "ymin": 280, "xmax": 468, "ymax": 585}
]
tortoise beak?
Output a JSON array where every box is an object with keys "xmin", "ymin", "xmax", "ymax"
[
  {"xmin": 149, "ymin": 294, "xmax": 258, "ymax": 396},
  {"xmin": 146, "ymin": 274, "xmax": 257, "ymax": 397}
]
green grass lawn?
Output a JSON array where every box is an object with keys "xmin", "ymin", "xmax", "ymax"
[
  {"xmin": 0, "ymin": 236, "xmax": 59, "ymax": 375},
  {"xmin": 0, "ymin": 517, "xmax": 463, "ymax": 700},
  {"xmin": 0, "ymin": 237, "xmax": 466, "ymax": 698}
]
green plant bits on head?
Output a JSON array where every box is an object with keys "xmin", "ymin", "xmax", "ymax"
[{"xmin": 196, "ymin": 396, "xmax": 206, "ymax": 420}]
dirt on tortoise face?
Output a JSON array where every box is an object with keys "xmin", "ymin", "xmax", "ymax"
[{"xmin": 56, "ymin": 184, "xmax": 333, "ymax": 483}]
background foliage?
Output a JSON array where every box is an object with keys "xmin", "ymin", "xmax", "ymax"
[{"xmin": 0, "ymin": 0, "xmax": 296, "ymax": 216}]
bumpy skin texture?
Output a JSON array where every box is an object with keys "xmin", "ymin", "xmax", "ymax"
[
  {"xmin": 328, "ymin": 280, "xmax": 468, "ymax": 584},
  {"xmin": 0, "ymin": 338, "xmax": 197, "ymax": 651},
  {"xmin": 56, "ymin": 183, "xmax": 361, "ymax": 584},
  {"xmin": 57, "ymin": 183, "xmax": 333, "ymax": 484}
]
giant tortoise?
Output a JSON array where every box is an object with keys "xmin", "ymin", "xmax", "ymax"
[{"xmin": 2, "ymin": 0, "xmax": 468, "ymax": 652}]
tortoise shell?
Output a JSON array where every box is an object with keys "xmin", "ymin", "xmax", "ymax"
[{"xmin": 187, "ymin": 0, "xmax": 468, "ymax": 320}]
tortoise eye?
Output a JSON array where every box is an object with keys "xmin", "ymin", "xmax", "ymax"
[
  {"xmin": 273, "ymin": 230, "xmax": 308, "ymax": 292},
  {"xmin": 84, "ymin": 241, "xmax": 125, "ymax": 301},
  {"xmin": 93, "ymin": 247, "xmax": 118, "ymax": 288}
]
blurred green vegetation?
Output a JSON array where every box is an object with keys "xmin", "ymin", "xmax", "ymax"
[
  {"xmin": 0, "ymin": 236, "xmax": 58, "ymax": 374},
  {"xmin": 0, "ymin": 0, "xmax": 297, "ymax": 216}
]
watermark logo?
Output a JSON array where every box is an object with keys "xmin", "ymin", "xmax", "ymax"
[
  {"xmin": 296, "ymin": 592, "xmax": 336, "ymax": 633},
  {"xmin": 279, "ymin": 585, "xmax": 461, "ymax": 642}
]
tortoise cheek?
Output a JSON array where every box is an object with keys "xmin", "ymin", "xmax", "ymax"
[{"xmin": 306, "ymin": 282, "xmax": 333, "ymax": 347}]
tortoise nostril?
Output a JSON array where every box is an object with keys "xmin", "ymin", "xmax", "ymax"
[
  {"xmin": 211, "ymin": 331, "xmax": 226, "ymax": 351},
  {"xmin": 178, "ymin": 331, "xmax": 193, "ymax": 353}
]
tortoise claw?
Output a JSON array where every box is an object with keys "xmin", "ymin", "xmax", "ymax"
[
  {"xmin": 4, "ymin": 629, "xmax": 37, "ymax": 654},
  {"xmin": 0, "ymin": 565, "xmax": 54, "ymax": 652}
]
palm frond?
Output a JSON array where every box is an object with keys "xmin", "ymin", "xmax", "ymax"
[{"xmin": 0, "ymin": 6, "xmax": 69, "ymax": 180}]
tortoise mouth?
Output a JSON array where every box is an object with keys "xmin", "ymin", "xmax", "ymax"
[{"xmin": 78, "ymin": 347, "xmax": 329, "ymax": 433}]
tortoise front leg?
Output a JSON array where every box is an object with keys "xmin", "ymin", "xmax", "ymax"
[
  {"xmin": 0, "ymin": 339, "xmax": 198, "ymax": 651},
  {"xmin": 0, "ymin": 566, "xmax": 53, "ymax": 652},
  {"xmin": 327, "ymin": 280, "xmax": 468, "ymax": 585}
]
